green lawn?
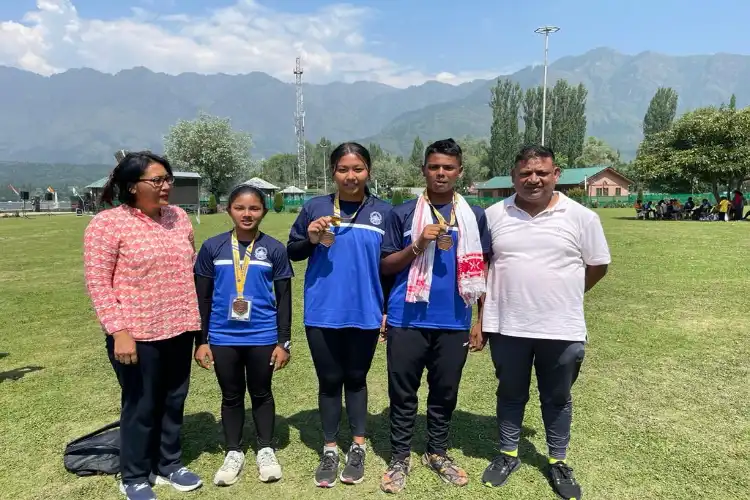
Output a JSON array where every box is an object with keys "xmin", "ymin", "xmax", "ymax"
[{"xmin": 0, "ymin": 209, "xmax": 748, "ymax": 500}]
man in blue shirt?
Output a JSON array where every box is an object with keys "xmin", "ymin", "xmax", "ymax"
[{"xmin": 379, "ymin": 138, "xmax": 491, "ymax": 494}]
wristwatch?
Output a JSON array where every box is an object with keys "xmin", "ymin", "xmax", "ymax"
[{"xmin": 279, "ymin": 340, "xmax": 291, "ymax": 353}]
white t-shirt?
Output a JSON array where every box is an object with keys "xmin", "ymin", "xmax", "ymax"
[{"xmin": 482, "ymin": 193, "xmax": 611, "ymax": 342}]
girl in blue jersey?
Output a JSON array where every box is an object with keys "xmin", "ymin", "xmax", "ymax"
[
  {"xmin": 287, "ymin": 142, "xmax": 392, "ymax": 487},
  {"xmin": 194, "ymin": 185, "xmax": 293, "ymax": 487}
]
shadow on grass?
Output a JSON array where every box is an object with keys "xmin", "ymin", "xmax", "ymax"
[
  {"xmin": 0, "ymin": 365, "xmax": 44, "ymax": 382},
  {"xmin": 181, "ymin": 411, "xmax": 292, "ymax": 465},
  {"xmin": 286, "ymin": 407, "xmax": 547, "ymax": 476},
  {"xmin": 0, "ymin": 352, "xmax": 9, "ymax": 360}
]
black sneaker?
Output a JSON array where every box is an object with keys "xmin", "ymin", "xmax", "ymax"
[
  {"xmin": 340, "ymin": 444, "xmax": 366, "ymax": 484},
  {"xmin": 548, "ymin": 461, "xmax": 582, "ymax": 500},
  {"xmin": 314, "ymin": 450, "xmax": 339, "ymax": 488},
  {"xmin": 481, "ymin": 454, "xmax": 521, "ymax": 487}
]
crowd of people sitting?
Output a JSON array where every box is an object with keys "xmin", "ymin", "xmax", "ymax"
[{"xmin": 634, "ymin": 190, "xmax": 748, "ymax": 221}]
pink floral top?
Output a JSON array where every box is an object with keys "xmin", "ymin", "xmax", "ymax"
[{"xmin": 83, "ymin": 204, "xmax": 200, "ymax": 341}]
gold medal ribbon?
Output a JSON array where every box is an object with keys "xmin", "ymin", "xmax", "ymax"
[
  {"xmin": 331, "ymin": 192, "xmax": 368, "ymax": 226},
  {"xmin": 231, "ymin": 230, "xmax": 256, "ymax": 298},
  {"xmin": 423, "ymin": 190, "xmax": 456, "ymax": 229}
]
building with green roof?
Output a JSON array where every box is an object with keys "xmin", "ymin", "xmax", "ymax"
[{"xmin": 476, "ymin": 166, "xmax": 633, "ymax": 198}]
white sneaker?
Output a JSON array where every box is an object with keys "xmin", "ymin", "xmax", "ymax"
[
  {"xmin": 213, "ymin": 450, "xmax": 245, "ymax": 487},
  {"xmin": 257, "ymin": 447, "xmax": 282, "ymax": 483}
]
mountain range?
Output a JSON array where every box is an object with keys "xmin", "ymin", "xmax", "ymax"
[{"xmin": 0, "ymin": 47, "xmax": 748, "ymax": 165}]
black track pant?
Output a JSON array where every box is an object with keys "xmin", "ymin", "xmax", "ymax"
[
  {"xmin": 106, "ymin": 332, "xmax": 193, "ymax": 485},
  {"xmin": 386, "ymin": 327, "xmax": 469, "ymax": 460},
  {"xmin": 306, "ymin": 327, "xmax": 380, "ymax": 443},
  {"xmin": 212, "ymin": 344, "xmax": 276, "ymax": 450},
  {"xmin": 490, "ymin": 334, "xmax": 585, "ymax": 460}
]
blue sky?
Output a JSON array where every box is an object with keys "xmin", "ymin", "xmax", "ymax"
[{"xmin": 1, "ymin": 0, "xmax": 748, "ymax": 86}]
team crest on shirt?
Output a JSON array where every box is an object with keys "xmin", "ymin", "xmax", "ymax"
[
  {"xmin": 369, "ymin": 211, "xmax": 383, "ymax": 226},
  {"xmin": 254, "ymin": 246, "xmax": 268, "ymax": 261}
]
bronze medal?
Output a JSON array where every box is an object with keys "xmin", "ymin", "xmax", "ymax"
[
  {"xmin": 437, "ymin": 233, "xmax": 454, "ymax": 251},
  {"xmin": 319, "ymin": 229, "xmax": 335, "ymax": 247},
  {"xmin": 232, "ymin": 297, "xmax": 249, "ymax": 315}
]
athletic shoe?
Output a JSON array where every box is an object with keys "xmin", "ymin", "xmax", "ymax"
[
  {"xmin": 548, "ymin": 461, "xmax": 582, "ymax": 499},
  {"xmin": 380, "ymin": 457, "xmax": 410, "ymax": 494},
  {"xmin": 421, "ymin": 453, "xmax": 468, "ymax": 486},
  {"xmin": 213, "ymin": 450, "xmax": 245, "ymax": 487},
  {"xmin": 150, "ymin": 467, "xmax": 202, "ymax": 492},
  {"xmin": 340, "ymin": 444, "xmax": 366, "ymax": 484},
  {"xmin": 314, "ymin": 450, "xmax": 339, "ymax": 488},
  {"xmin": 119, "ymin": 482, "xmax": 156, "ymax": 500},
  {"xmin": 257, "ymin": 447, "xmax": 282, "ymax": 483},
  {"xmin": 481, "ymin": 454, "xmax": 521, "ymax": 487}
]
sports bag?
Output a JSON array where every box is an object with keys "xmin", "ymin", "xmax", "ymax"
[{"xmin": 63, "ymin": 421, "xmax": 120, "ymax": 476}]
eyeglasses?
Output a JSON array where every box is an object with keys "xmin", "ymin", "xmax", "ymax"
[{"xmin": 137, "ymin": 175, "xmax": 175, "ymax": 188}]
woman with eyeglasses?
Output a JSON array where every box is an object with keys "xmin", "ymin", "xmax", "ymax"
[{"xmin": 83, "ymin": 151, "xmax": 203, "ymax": 500}]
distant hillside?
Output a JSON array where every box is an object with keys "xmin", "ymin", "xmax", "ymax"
[
  {"xmin": 0, "ymin": 47, "xmax": 748, "ymax": 166},
  {"xmin": 0, "ymin": 162, "xmax": 111, "ymax": 201}
]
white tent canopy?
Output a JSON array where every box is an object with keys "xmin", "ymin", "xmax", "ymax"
[
  {"xmin": 279, "ymin": 186, "xmax": 305, "ymax": 194},
  {"xmin": 242, "ymin": 177, "xmax": 279, "ymax": 191}
]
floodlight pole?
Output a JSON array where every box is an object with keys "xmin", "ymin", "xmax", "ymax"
[{"xmin": 535, "ymin": 26, "xmax": 559, "ymax": 146}]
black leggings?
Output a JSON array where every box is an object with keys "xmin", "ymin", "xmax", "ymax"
[
  {"xmin": 212, "ymin": 344, "xmax": 276, "ymax": 450},
  {"xmin": 305, "ymin": 327, "xmax": 380, "ymax": 443}
]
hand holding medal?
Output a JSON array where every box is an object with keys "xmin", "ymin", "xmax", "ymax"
[
  {"xmin": 424, "ymin": 191, "xmax": 456, "ymax": 251},
  {"xmin": 307, "ymin": 216, "xmax": 333, "ymax": 245}
]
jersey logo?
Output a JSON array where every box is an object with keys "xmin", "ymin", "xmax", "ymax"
[
  {"xmin": 369, "ymin": 211, "xmax": 383, "ymax": 226},
  {"xmin": 254, "ymin": 246, "xmax": 268, "ymax": 261}
]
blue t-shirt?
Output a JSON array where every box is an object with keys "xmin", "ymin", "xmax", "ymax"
[
  {"xmin": 194, "ymin": 231, "xmax": 294, "ymax": 346},
  {"xmin": 288, "ymin": 194, "xmax": 392, "ymax": 330},
  {"xmin": 381, "ymin": 198, "xmax": 491, "ymax": 331}
]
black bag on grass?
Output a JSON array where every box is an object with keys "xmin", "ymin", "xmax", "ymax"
[{"xmin": 63, "ymin": 421, "xmax": 120, "ymax": 476}]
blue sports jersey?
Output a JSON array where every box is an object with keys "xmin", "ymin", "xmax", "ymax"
[
  {"xmin": 194, "ymin": 231, "xmax": 294, "ymax": 346},
  {"xmin": 381, "ymin": 198, "xmax": 491, "ymax": 331},
  {"xmin": 288, "ymin": 194, "xmax": 392, "ymax": 330}
]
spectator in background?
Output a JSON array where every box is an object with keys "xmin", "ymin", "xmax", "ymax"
[
  {"xmin": 732, "ymin": 190, "xmax": 745, "ymax": 220},
  {"xmin": 83, "ymin": 152, "xmax": 202, "ymax": 500}
]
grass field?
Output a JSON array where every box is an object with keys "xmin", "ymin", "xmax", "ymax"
[{"xmin": 0, "ymin": 209, "xmax": 748, "ymax": 500}]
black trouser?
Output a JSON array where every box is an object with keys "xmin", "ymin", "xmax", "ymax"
[
  {"xmin": 211, "ymin": 344, "xmax": 276, "ymax": 450},
  {"xmin": 106, "ymin": 332, "xmax": 193, "ymax": 485},
  {"xmin": 386, "ymin": 327, "xmax": 469, "ymax": 460},
  {"xmin": 305, "ymin": 327, "xmax": 380, "ymax": 443},
  {"xmin": 489, "ymin": 334, "xmax": 585, "ymax": 460}
]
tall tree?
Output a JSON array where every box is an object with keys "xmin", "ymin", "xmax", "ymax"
[
  {"xmin": 729, "ymin": 93, "xmax": 737, "ymax": 110},
  {"xmin": 576, "ymin": 136, "xmax": 620, "ymax": 167},
  {"xmin": 634, "ymin": 105, "xmax": 750, "ymax": 202},
  {"xmin": 163, "ymin": 112, "xmax": 253, "ymax": 200},
  {"xmin": 522, "ymin": 87, "xmax": 543, "ymax": 144},
  {"xmin": 260, "ymin": 153, "xmax": 298, "ymax": 187},
  {"xmin": 409, "ymin": 136, "xmax": 425, "ymax": 169},
  {"xmin": 643, "ymin": 87, "xmax": 679, "ymax": 138},
  {"xmin": 488, "ymin": 78, "xmax": 522, "ymax": 176},
  {"xmin": 547, "ymin": 80, "xmax": 587, "ymax": 166}
]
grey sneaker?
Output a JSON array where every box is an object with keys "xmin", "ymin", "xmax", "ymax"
[
  {"xmin": 314, "ymin": 450, "xmax": 340, "ymax": 488},
  {"xmin": 256, "ymin": 447, "xmax": 282, "ymax": 483},
  {"xmin": 213, "ymin": 450, "xmax": 245, "ymax": 486},
  {"xmin": 340, "ymin": 444, "xmax": 366, "ymax": 484}
]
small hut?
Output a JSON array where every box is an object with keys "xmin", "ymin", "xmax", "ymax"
[
  {"xmin": 279, "ymin": 185, "xmax": 306, "ymax": 204},
  {"xmin": 242, "ymin": 177, "xmax": 280, "ymax": 208}
]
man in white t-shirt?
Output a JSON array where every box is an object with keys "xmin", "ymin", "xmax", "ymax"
[{"xmin": 476, "ymin": 145, "xmax": 610, "ymax": 500}]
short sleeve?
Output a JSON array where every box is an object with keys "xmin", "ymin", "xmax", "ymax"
[
  {"xmin": 194, "ymin": 242, "xmax": 215, "ymax": 278},
  {"xmin": 473, "ymin": 206, "xmax": 492, "ymax": 256},
  {"xmin": 580, "ymin": 214, "xmax": 611, "ymax": 266},
  {"xmin": 381, "ymin": 208, "xmax": 404, "ymax": 254},
  {"xmin": 270, "ymin": 243, "xmax": 294, "ymax": 281},
  {"xmin": 288, "ymin": 205, "xmax": 310, "ymax": 243}
]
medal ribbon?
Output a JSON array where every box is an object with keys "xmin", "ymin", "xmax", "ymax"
[
  {"xmin": 423, "ymin": 191, "xmax": 456, "ymax": 228},
  {"xmin": 231, "ymin": 230, "xmax": 256, "ymax": 298},
  {"xmin": 332, "ymin": 192, "xmax": 368, "ymax": 226}
]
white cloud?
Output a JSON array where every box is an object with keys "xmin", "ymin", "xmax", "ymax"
[{"xmin": 0, "ymin": 0, "xmax": 508, "ymax": 87}]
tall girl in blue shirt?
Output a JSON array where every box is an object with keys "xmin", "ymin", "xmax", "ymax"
[
  {"xmin": 194, "ymin": 185, "xmax": 294, "ymax": 487},
  {"xmin": 287, "ymin": 142, "xmax": 392, "ymax": 487}
]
